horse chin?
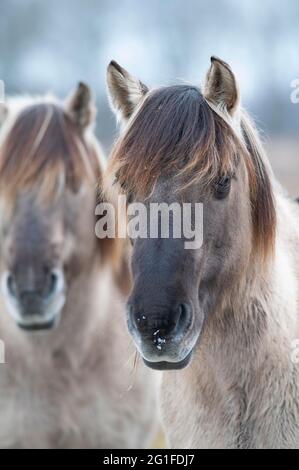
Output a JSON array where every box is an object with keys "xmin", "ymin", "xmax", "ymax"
[
  {"xmin": 17, "ymin": 313, "xmax": 61, "ymax": 333},
  {"xmin": 143, "ymin": 350, "xmax": 193, "ymax": 371}
]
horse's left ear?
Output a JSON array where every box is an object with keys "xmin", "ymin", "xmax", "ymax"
[
  {"xmin": 203, "ymin": 56, "xmax": 240, "ymax": 115},
  {"xmin": 65, "ymin": 82, "xmax": 96, "ymax": 131},
  {"xmin": 107, "ymin": 61, "xmax": 149, "ymax": 122}
]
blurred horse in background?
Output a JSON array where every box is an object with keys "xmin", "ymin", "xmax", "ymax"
[
  {"xmin": 0, "ymin": 86, "xmax": 158, "ymax": 448},
  {"xmin": 106, "ymin": 57, "xmax": 299, "ymax": 449}
]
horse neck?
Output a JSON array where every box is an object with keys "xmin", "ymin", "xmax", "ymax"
[
  {"xmin": 53, "ymin": 262, "xmax": 116, "ymax": 352},
  {"xmin": 201, "ymin": 191, "xmax": 299, "ymax": 379}
]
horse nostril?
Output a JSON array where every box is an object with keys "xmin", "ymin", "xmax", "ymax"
[
  {"xmin": 128, "ymin": 302, "xmax": 193, "ymax": 339},
  {"xmin": 128, "ymin": 305, "xmax": 145, "ymax": 330},
  {"xmin": 176, "ymin": 303, "xmax": 193, "ymax": 334},
  {"xmin": 49, "ymin": 272, "xmax": 57, "ymax": 295},
  {"xmin": 47, "ymin": 269, "xmax": 64, "ymax": 299},
  {"xmin": 6, "ymin": 272, "xmax": 17, "ymax": 299},
  {"xmin": 48, "ymin": 271, "xmax": 58, "ymax": 297}
]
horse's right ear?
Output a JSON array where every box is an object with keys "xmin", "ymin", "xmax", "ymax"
[
  {"xmin": 107, "ymin": 61, "xmax": 148, "ymax": 122},
  {"xmin": 0, "ymin": 103, "xmax": 8, "ymax": 127},
  {"xmin": 203, "ymin": 56, "xmax": 240, "ymax": 115},
  {"xmin": 65, "ymin": 82, "xmax": 96, "ymax": 132}
]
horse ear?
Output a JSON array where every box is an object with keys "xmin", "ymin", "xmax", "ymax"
[
  {"xmin": 0, "ymin": 103, "xmax": 8, "ymax": 127},
  {"xmin": 107, "ymin": 61, "xmax": 148, "ymax": 122},
  {"xmin": 65, "ymin": 82, "xmax": 96, "ymax": 131},
  {"xmin": 203, "ymin": 56, "xmax": 240, "ymax": 114}
]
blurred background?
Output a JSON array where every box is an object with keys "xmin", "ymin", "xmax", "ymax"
[
  {"xmin": 0, "ymin": 0, "xmax": 297, "ymax": 450},
  {"xmin": 0, "ymin": 0, "xmax": 298, "ymax": 194}
]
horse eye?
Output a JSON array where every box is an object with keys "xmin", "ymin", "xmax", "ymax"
[{"xmin": 214, "ymin": 176, "xmax": 232, "ymax": 200}]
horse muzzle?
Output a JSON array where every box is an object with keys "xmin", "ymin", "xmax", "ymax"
[
  {"xmin": 1, "ymin": 270, "xmax": 66, "ymax": 332},
  {"xmin": 127, "ymin": 302, "xmax": 202, "ymax": 370}
]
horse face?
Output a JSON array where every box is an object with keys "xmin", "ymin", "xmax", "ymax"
[
  {"xmin": 107, "ymin": 58, "xmax": 269, "ymax": 370},
  {"xmin": 1, "ymin": 197, "xmax": 66, "ymax": 330},
  {"xmin": 0, "ymin": 84, "xmax": 99, "ymax": 332},
  {"xmin": 126, "ymin": 163, "xmax": 251, "ymax": 369},
  {"xmin": 0, "ymin": 186, "xmax": 96, "ymax": 332}
]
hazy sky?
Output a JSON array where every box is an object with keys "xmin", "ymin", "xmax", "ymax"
[{"xmin": 0, "ymin": 0, "xmax": 298, "ymax": 138}]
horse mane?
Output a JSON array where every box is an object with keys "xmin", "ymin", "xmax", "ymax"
[
  {"xmin": 108, "ymin": 84, "xmax": 276, "ymax": 262},
  {"xmin": 0, "ymin": 101, "xmax": 101, "ymax": 203},
  {"xmin": 239, "ymin": 111, "xmax": 276, "ymax": 262}
]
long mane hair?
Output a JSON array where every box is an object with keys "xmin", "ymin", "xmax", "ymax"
[
  {"xmin": 108, "ymin": 85, "xmax": 276, "ymax": 262},
  {"xmin": 0, "ymin": 102, "xmax": 100, "ymax": 202}
]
